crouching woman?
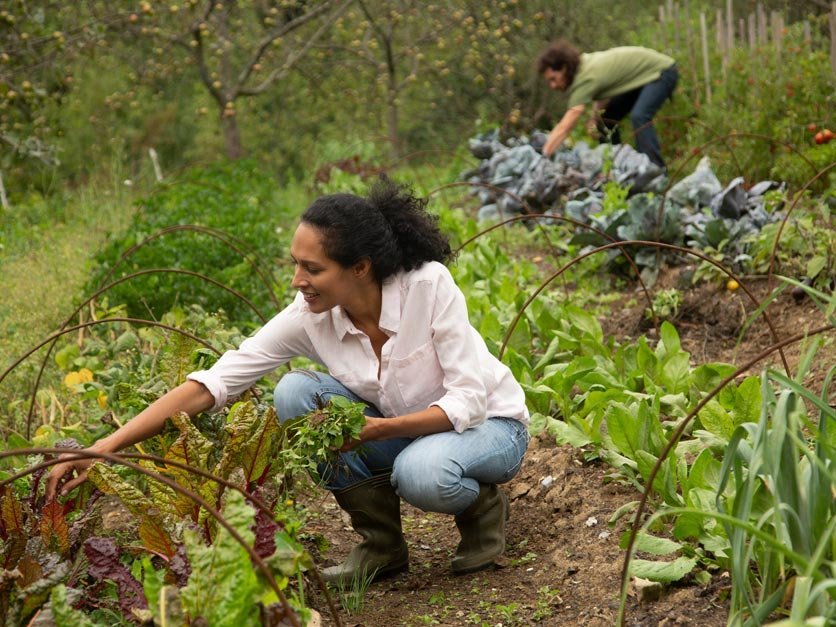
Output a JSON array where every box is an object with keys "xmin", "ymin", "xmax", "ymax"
[{"xmin": 46, "ymin": 177, "xmax": 530, "ymax": 583}]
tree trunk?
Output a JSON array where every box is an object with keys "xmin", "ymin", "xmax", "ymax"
[
  {"xmin": 383, "ymin": 32, "xmax": 401, "ymax": 161},
  {"xmin": 386, "ymin": 86, "xmax": 401, "ymax": 161},
  {"xmin": 221, "ymin": 112, "xmax": 244, "ymax": 160}
]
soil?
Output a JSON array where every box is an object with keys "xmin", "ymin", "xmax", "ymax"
[{"xmin": 299, "ymin": 268, "xmax": 832, "ymax": 627}]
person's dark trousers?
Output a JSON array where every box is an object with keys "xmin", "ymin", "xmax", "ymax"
[{"xmin": 597, "ymin": 65, "xmax": 679, "ymax": 168}]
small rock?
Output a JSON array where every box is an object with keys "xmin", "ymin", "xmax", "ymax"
[
  {"xmin": 540, "ymin": 475, "xmax": 555, "ymax": 492},
  {"xmin": 597, "ymin": 530, "xmax": 611, "ymax": 540},
  {"xmin": 632, "ymin": 576, "xmax": 664, "ymax": 603},
  {"xmin": 278, "ymin": 609, "xmax": 321, "ymax": 627},
  {"xmin": 509, "ymin": 482, "xmax": 532, "ymax": 500},
  {"xmin": 584, "ymin": 516, "xmax": 598, "ymax": 527}
]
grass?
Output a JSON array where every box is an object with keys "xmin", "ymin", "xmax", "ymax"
[{"xmin": 0, "ymin": 181, "xmax": 137, "ymax": 434}]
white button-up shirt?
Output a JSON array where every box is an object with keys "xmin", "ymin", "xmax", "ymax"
[{"xmin": 188, "ymin": 261, "xmax": 529, "ymax": 432}]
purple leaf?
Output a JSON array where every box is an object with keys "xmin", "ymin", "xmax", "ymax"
[
  {"xmin": 253, "ymin": 508, "xmax": 281, "ymax": 559},
  {"xmin": 169, "ymin": 543, "xmax": 191, "ymax": 587},
  {"xmin": 83, "ymin": 537, "xmax": 148, "ymax": 616}
]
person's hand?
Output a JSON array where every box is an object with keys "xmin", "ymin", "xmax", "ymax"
[
  {"xmin": 339, "ymin": 416, "xmax": 386, "ymax": 451},
  {"xmin": 542, "ymin": 129, "xmax": 562, "ymax": 157},
  {"xmin": 44, "ymin": 443, "xmax": 109, "ymax": 501},
  {"xmin": 585, "ymin": 115, "xmax": 599, "ymax": 137}
]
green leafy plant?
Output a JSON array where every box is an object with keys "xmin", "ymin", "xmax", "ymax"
[
  {"xmin": 87, "ymin": 159, "xmax": 296, "ymax": 327},
  {"xmin": 716, "ymin": 370, "xmax": 835, "ymax": 626},
  {"xmin": 646, "ymin": 288, "xmax": 682, "ymax": 321},
  {"xmin": 330, "ymin": 565, "xmax": 378, "ymax": 615},
  {"xmin": 279, "ymin": 395, "xmax": 368, "ymax": 485}
]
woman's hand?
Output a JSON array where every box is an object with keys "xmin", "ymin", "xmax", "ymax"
[
  {"xmin": 339, "ymin": 408, "xmax": 454, "ymax": 451},
  {"xmin": 543, "ymin": 127, "xmax": 564, "ymax": 157},
  {"xmin": 543, "ymin": 104, "xmax": 586, "ymax": 157},
  {"xmin": 43, "ymin": 381, "xmax": 215, "ymax": 501},
  {"xmin": 44, "ymin": 441, "xmax": 110, "ymax": 501},
  {"xmin": 340, "ymin": 416, "xmax": 387, "ymax": 451}
]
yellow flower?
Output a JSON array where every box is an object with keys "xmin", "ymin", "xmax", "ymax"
[
  {"xmin": 97, "ymin": 392, "xmax": 108, "ymax": 409},
  {"xmin": 63, "ymin": 368, "xmax": 94, "ymax": 390}
]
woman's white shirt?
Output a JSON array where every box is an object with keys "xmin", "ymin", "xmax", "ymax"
[{"xmin": 187, "ymin": 261, "xmax": 529, "ymax": 432}]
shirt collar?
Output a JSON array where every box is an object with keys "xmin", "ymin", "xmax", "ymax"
[
  {"xmin": 331, "ymin": 306, "xmax": 353, "ymax": 341},
  {"xmin": 328, "ymin": 274, "xmax": 401, "ymax": 340},
  {"xmin": 378, "ymin": 275, "xmax": 401, "ymax": 334}
]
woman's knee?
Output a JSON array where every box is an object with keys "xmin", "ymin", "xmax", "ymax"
[
  {"xmin": 273, "ymin": 370, "xmax": 324, "ymax": 422},
  {"xmin": 630, "ymin": 110, "xmax": 654, "ymax": 129},
  {"xmin": 391, "ymin": 449, "xmax": 465, "ymax": 511}
]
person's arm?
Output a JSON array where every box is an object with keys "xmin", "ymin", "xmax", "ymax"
[
  {"xmin": 585, "ymin": 100, "xmax": 603, "ymax": 135},
  {"xmin": 44, "ymin": 380, "xmax": 214, "ymax": 500},
  {"xmin": 344, "ymin": 407, "xmax": 453, "ymax": 449},
  {"xmin": 543, "ymin": 104, "xmax": 585, "ymax": 157}
]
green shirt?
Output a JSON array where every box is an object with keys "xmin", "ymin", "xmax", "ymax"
[{"xmin": 567, "ymin": 47, "xmax": 675, "ymax": 108}]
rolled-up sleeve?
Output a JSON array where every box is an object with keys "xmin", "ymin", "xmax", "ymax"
[
  {"xmin": 187, "ymin": 299, "xmax": 316, "ymax": 412},
  {"xmin": 428, "ymin": 269, "xmax": 488, "ymax": 432}
]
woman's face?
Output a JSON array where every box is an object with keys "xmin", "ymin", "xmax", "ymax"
[
  {"xmin": 543, "ymin": 67, "xmax": 568, "ymax": 91},
  {"xmin": 289, "ymin": 222, "xmax": 363, "ymax": 313}
]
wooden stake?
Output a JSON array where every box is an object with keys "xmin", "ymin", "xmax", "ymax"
[
  {"xmin": 659, "ymin": 5, "xmax": 668, "ymax": 51},
  {"xmin": 0, "ymin": 171, "xmax": 8, "ymax": 210},
  {"xmin": 726, "ymin": 0, "xmax": 734, "ymax": 55},
  {"xmin": 758, "ymin": 3, "xmax": 768, "ymax": 46},
  {"xmin": 748, "ymin": 13, "xmax": 757, "ymax": 50},
  {"xmin": 771, "ymin": 11, "xmax": 782, "ymax": 60},
  {"xmin": 673, "ymin": 1, "xmax": 681, "ymax": 51},
  {"xmin": 684, "ymin": 0, "xmax": 699, "ymax": 105},
  {"xmin": 148, "ymin": 147, "xmax": 163, "ymax": 182},
  {"xmin": 831, "ymin": 2, "xmax": 836, "ymax": 75},
  {"xmin": 700, "ymin": 12, "xmax": 712, "ymax": 105}
]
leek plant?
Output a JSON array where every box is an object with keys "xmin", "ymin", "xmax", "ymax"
[{"xmin": 715, "ymin": 364, "xmax": 835, "ymax": 626}]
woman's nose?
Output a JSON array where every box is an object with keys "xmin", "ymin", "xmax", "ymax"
[{"xmin": 291, "ymin": 267, "xmax": 306, "ymax": 288}]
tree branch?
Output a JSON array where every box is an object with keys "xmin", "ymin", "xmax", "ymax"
[
  {"xmin": 237, "ymin": 0, "xmax": 346, "ymax": 88},
  {"xmin": 238, "ymin": 0, "xmax": 354, "ymax": 96}
]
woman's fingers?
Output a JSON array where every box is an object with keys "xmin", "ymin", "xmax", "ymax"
[
  {"xmin": 44, "ymin": 463, "xmax": 70, "ymax": 502},
  {"xmin": 44, "ymin": 455, "xmax": 93, "ymax": 501},
  {"xmin": 59, "ymin": 471, "xmax": 89, "ymax": 497}
]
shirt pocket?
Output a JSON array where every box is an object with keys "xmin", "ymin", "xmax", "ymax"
[{"xmin": 390, "ymin": 340, "xmax": 445, "ymax": 407}]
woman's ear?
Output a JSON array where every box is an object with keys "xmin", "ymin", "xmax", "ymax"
[{"xmin": 352, "ymin": 257, "xmax": 373, "ymax": 280}]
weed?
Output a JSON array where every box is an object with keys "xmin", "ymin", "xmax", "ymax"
[
  {"xmin": 533, "ymin": 585, "xmax": 561, "ymax": 621},
  {"xmin": 646, "ymin": 288, "xmax": 682, "ymax": 321},
  {"xmin": 508, "ymin": 551, "xmax": 538, "ymax": 567},
  {"xmin": 494, "ymin": 601, "xmax": 521, "ymax": 623},
  {"xmin": 331, "ymin": 566, "xmax": 377, "ymax": 615}
]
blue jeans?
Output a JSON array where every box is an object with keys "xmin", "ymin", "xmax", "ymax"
[
  {"xmin": 598, "ymin": 65, "xmax": 679, "ymax": 168},
  {"xmin": 273, "ymin": 370, "xmax": 530, "ymax": 515}
]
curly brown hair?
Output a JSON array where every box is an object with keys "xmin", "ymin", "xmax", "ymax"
[
  {"xmin": 536, "ymin": 40, "xmax": 582, "ymax": 88},
  {"xmin": 301, "ymin": 176, "xmax": 453, "ymax": 282}
]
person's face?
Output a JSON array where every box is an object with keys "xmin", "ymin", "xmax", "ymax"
[
  {"xmin": 543, "ymin": 67, "xmax": 568, "ymax": 91},
  {"xmin": 289, "ymin": 222, "xmax": 366, "ymax": 313}
]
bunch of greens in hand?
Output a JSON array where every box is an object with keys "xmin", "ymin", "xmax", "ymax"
[{"xmin": 279, "ymin": 396, "xmax": 367, "ymax": 484}]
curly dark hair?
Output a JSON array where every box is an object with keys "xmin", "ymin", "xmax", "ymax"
[
  {"xmin": 300, "ymin": 176, "xmax": 453, "ymax": 282},
  {"xmin": 536, "ymin": 39, "xmax": 582, "ymax": 87}
]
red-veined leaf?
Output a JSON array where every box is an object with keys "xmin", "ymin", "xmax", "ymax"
[{"xmin": 39, "ymin": 500, "xmax": 69, "ymax": 555}]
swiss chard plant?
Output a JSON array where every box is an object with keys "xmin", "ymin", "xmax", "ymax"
[{"xmin": 0, "ymin": 393, "xmax": 367, "ymax": 625}]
